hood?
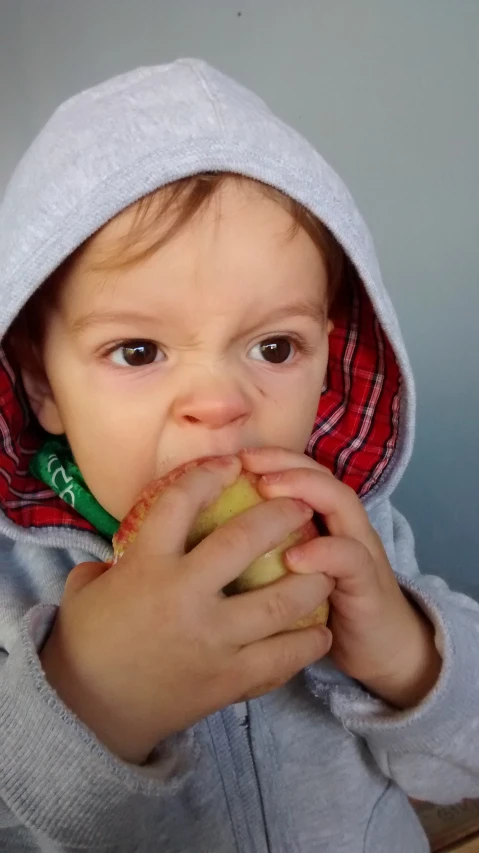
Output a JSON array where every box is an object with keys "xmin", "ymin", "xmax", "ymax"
[{"xmin": 0, "ymin": 57, "xmax": 414, "ymax": 542}]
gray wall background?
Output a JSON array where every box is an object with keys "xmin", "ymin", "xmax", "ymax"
[{"xmin": 1, "ymin": 0, "xmax": 478, "ymax": 597}]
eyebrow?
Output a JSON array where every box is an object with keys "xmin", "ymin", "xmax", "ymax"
[
  {"xmin": 71, "ymin": 310, "xmax": 166, "ymax": 335},
  {"xmin": 241, "ymin": 298, "xmax": 327, "ymax": 335},
  {"xmin": 70, "ymin": 297, "xmax": 327, "ymax": 336}
]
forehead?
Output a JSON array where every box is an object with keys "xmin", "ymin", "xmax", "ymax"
[{"xmin": 60, "ymin": 180, "xmax": 328, "ymax": 318}]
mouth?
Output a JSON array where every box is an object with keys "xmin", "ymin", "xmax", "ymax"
[
  {"xmin": 159, "ymin": 450, "xmax": 241, "ymax": 479},
  {"xmin": 157, "ymin": 440, "xmax": 261, "ymax": 481}
]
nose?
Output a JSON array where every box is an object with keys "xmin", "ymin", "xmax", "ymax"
[{"xmin": 172, "ymin": 376, "xmax": 251, "ymax": 429}]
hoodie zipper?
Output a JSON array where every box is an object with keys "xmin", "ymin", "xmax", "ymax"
[
  {"xmin": 238, "ymin": 703, "xmax": 273, "ymax": 853},
  {"xmin": 208, "ymin": 701, "xmax": 273, "ymax": 853}
]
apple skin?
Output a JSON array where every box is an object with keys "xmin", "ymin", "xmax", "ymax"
[{"xmin": 112, "ymin": 456, "xmax": 329, "ymax": 630}]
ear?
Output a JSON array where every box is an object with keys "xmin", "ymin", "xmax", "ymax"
[{"xmin": 21, "ymin": 367, "xmax": 65, "ymax": 435}]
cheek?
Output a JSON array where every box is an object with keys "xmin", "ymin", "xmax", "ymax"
[
  {"xmin": 294, "ymin": 350, "xmax": 329, "ymax": 440},
  {"xmin": 261, "ymin": 358, "xmax": 326, "ymax": 450},
  {"xmin": 50, "ymin": 376, "xmax": 163, "ymax": 520},
  {"xmin": 67, "ymin": 420, "xmax": 155, "ymax": 519}
]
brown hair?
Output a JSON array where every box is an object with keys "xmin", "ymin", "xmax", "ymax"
[{"xmin": 6, "ymin": 172, "xmax": 351, "ymax": 372}]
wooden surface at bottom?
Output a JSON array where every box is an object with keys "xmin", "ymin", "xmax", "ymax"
[
  {"xmin": 412, "ymin": 800, "xmax": 479, "ymax": 851},
  {"xmin": 444, "ymin": 837, "xmax": 479, "ymax": 852}
]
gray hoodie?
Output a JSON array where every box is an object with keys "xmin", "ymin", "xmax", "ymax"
[{"xmin": 1, "ymin": 58, "xmax": 478, "ymax": 853}]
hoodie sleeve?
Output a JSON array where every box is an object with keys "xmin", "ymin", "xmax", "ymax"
[
  {"xmin": 0, "ymin": 578, "xmax": 199, "ymax": 849},
  {"xmin": 307, "ymin": 502, "xmax": 479, "ymax": 805}
]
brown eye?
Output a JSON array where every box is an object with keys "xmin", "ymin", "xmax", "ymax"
[
  {"xmin": 111, "ymin": 341, "xmax": 162, "ymax": 367},
  {"xmin": 251, "ymin": 337, "xmax": 295, "ymax": 364}
]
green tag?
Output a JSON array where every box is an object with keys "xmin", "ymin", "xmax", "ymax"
[{"xmin": 30, "ymin": 437, "xmax": 119, "ymax": 539}]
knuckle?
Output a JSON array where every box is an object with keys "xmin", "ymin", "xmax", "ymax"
[
  {"xmin": 323, "ymin": 576, "xmax": 336, "ymax": 598},
  {"xmin": 196, "ymin": 470, "xmax": 230, "ymax": 512},
  {"xmin": 306, "ymin": 573, "xmax": 332, "ymax": 604},
  {"xmin": 352, "ymin": 539, "xmax": 373, "ymax": 572},
  {"xmin": 272, "ymin": 496, "xmax": 303, "ymax": 529},
  {"xmin": 285, "ymin": 627, "xmax": 328, "ymax": 670},
  {"xmin": 265, "ymin": 589, "xmax": 292, "ymax": 626},
  {"xmin": 318, "ymin": 534, "xmax": 336, "ymax": 560},
  {"xmin": 276, "ymin": 638, "xmax": 304, "ymax": 678},
  {"xmin": 218, "ymin": 517, "xmax": 251, "ymax": 553}
]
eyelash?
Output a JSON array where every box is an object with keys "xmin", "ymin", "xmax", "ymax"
[{"xmin": 101, "ymin": 333, "xmax": 316, "ymax": 367}]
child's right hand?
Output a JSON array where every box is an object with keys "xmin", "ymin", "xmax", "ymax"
[{"xmin": 39, "ymin": 455, "xmax": 333, "ymax": 765}]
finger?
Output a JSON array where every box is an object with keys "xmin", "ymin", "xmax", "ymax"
[
  {"xmin": 239, "ymin": 446, "xmax": 332, "ymax": 477},
  {"xmin": 232, "ymin": 625, "xmax": 333, "ymax": 701},
  {"xmin": 63, "ymin": 561, "xmax": 110, "ymax": 598},
  {"xmin": 284, "ymin": 534, "xmax": 382, "ymax": 598},
  {"xmin": 220, "ymin": 571, "xmax": 334, "ymax": 645},
  {"xmin": 185, "ymin": 496, "xmax": 314, "ymax": 594},
  {"xmin": 131, "ymin": 456, "xmax": 242, "ymax": 557},
  {"xmin": 256, "ymin": 466, "xmax": 374, "ymax": 544}
]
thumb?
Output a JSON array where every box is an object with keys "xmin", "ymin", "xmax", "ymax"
[{"xmin": 63, "ymin": 560, "xmax": 111, "ymax": 597}]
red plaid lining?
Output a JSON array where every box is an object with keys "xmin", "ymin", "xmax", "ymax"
[
  {"xmin": 311, "ymin": 281, "xmax": 401, "ymax": 496},
  {"xmin": 0, "ymin": 347, "xmax": 96, "ymax": 533},
  {"xmin": 0, "ymin": 281, "xmax": 401, "ymax": 534}
]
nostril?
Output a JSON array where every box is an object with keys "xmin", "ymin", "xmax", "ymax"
[{"xmin": 180, "ymin": 407, "xmax": 249, "ymax": 427}]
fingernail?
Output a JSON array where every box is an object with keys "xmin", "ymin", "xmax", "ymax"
[
  {"xmin": 261, "ymin": 472, "xmax": 282, "ymax": 483},
  {"xmin": 293, "ymin": 499, "xmax": 313, "ymax": 517},
  {"xmin": 207, "ymin": 455, "xmax": 236, "ymax": 468},
  {"xmin": 286, "ymin": 546, "xmax": 304, "ymax": 565},
  {"xmin": 320, "ymin": 627, "xmax": 333, "ymax": 651}
]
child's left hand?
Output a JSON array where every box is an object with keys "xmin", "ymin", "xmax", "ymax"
[{"xmin": 239, "ymin": 447, "xmax": 442, "ymax": 710}]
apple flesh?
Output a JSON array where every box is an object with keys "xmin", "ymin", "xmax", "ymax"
[{"xmin": 112, "ymin": 456, "xmax": 329, "ymax": 630}]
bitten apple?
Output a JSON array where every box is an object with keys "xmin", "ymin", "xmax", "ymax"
[{"xmin": 112, "ymin": 456, "xmax": 329, "ymax": 630}]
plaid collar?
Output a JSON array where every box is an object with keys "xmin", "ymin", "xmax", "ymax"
[{"xmin": 0, "ymin": 281, "xmax": 400, "ymax": 535}]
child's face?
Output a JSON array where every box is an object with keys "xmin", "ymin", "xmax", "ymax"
[{"xmin": 33, "ymin": 180, "xmax": 332, "ymax": 520}]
